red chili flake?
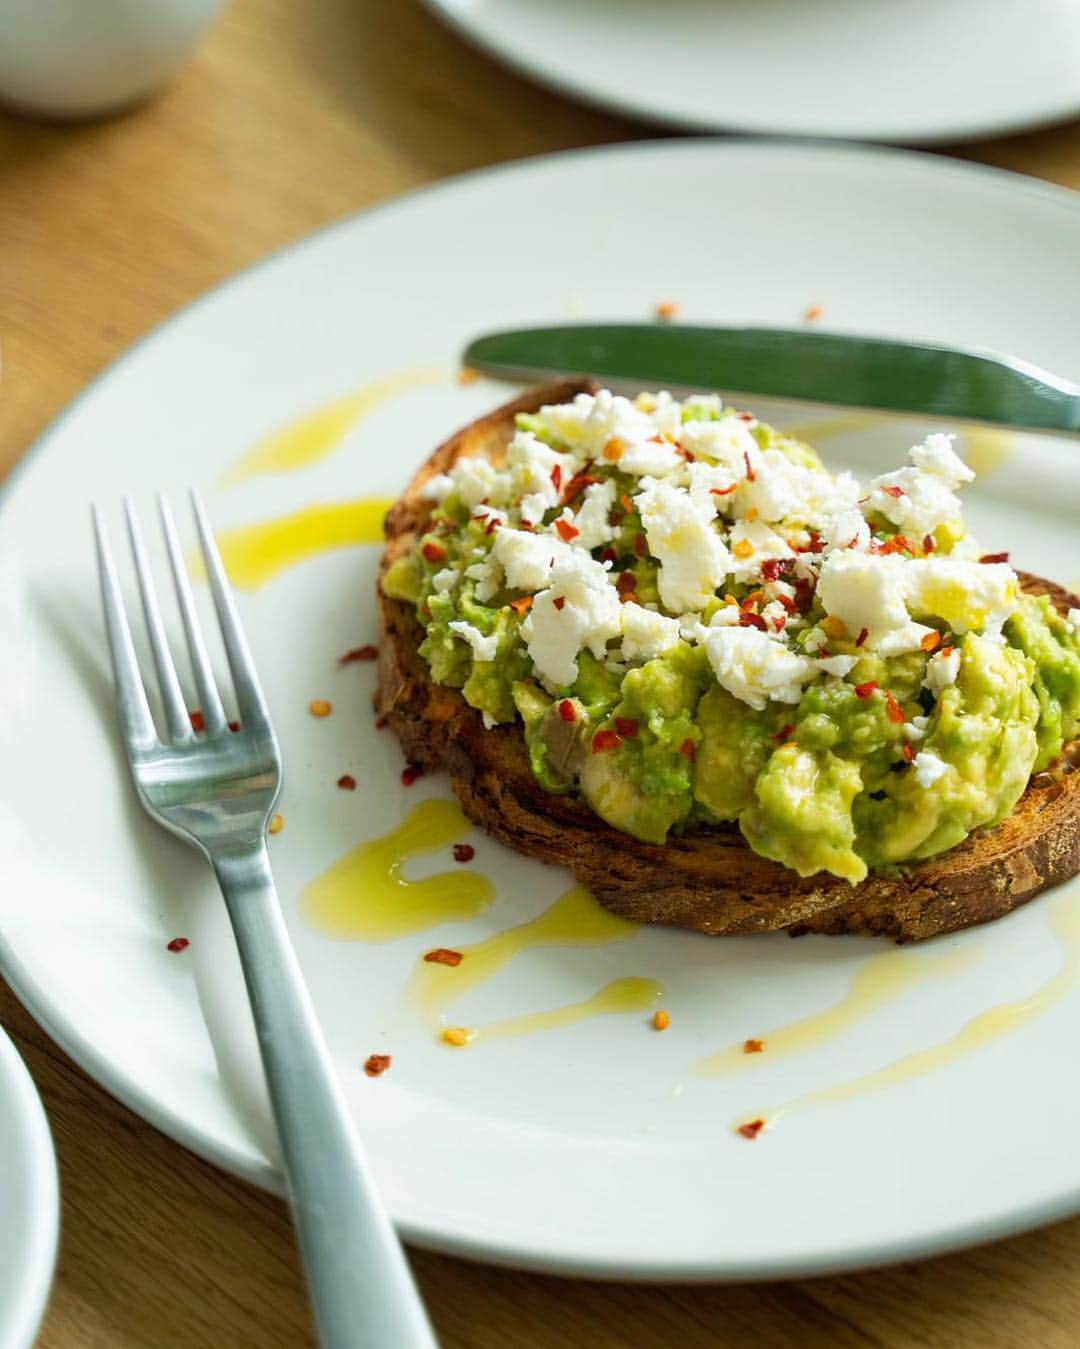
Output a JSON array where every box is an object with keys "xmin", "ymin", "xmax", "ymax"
[
  {"xmin": 772, "ymin": 615, "xmax": 786, "ymax": 632},
  {"xmin": 553, "ymin": 596, "xmax": 566, "ymax": 611},
  {"xmin": 189, "ymin": 709, "xmax": 205, "ymax": 732},
  {"xmin": 633, "ymin": 533, "xmax": 647, "ymax": 558},
  {"xmin": 676, "ymin": 446, "xmax": 696, "ymax": 463},
  {"xmin": 803, "ymin": 529, "xmax": 825, "ymax": 554},
  {"xmin": 923, "ymin": 534, "xmax": 937, "ymax": 554},
  {"xmin": 340, "ymin": 645, "xmax": 379, "ymax": 664},
  {"xmin": 557, "ymin": 699, "xmax": 577, "ymax": 723},
  {"xmin": 363, "ymin": 1054, "xmax": 392, "ymax": 1078},
  {"xmin": 776, "ymin": 593, "xmax": 796, "ymax": 614},
  {"xmin": 599, "ymin": 547, "xmax": 617, "ymax": 565},
  {"xmin": 743, "ymin": 1038, "xmax": 765, "ymax": 1054},
  {"xmin": 509, "ymin": 596, "xmax": 533, "ymax": 616},
  {"xmin": 679, "ymin": 738, "xmax": 696, "ymax": 761},
  {"xmin": 424, "ymin": 948, "xmax": 465, "ymax": 970},
  {"xmin": 793, "ymin": 578, "xmax": 816, "ymax": 614},
  {"xmin": 921, "ymin": 630, "xmax": 942, "ymax": 653},
  {"xmin": 739, "ymin": 611, "xmax": 767, "ymax": 631},
  {"xmin": 452, "ymin": 844, "xmax": 475, "ymax": 864},
  {"xmin": 940, "ymin": 645, "xmax": 955, "ymax": 659},
  {"xmin": 550, "ymin": 464, "xmax": 563, "ymax": 493},
  {"xmin": 743, "ymin": 450, "xmax": 756, "ymax": 481},
  {"xmin": 854, "ymin": 680, "xmax": 879, "ymax": 699},
  {"xmin": 760, "ymin": 559, "xmax": 783, "ymax": 582},
  {"xmin": 902, "ymin": 743, "xmax": 917, "ymax": 763},
  {"xmin": 421, "ymin": 541, "xmax": 446, "ymax": 564},
  {"xmin": 979, "ymin": 552, "xmax": 1010, "ymax": 564},
  {"xmin": 737, "ymin": 1119, "xmax": 765, "ymax": 1140},
  {"xmin": 555, "ymin": 518, "xmax": 580, "ymax": 543},
  {"xmin": 375, "ymin": 714, "xmax": 388, "ymax": 730},
  {"xmin": 773, "ymin": 724, "xmax": 794, "ymax": 742},
  {"xmin": 710, "ymin": 483, "xmax": 738, "ymax": 497},
  {"xmin": 882, "ymin": 485, "xmax": 905, "ymax": 499},
  {"xmin": 484, "ymin": 515, "xmax": 500, "ymax": 535},
  {"xmin": 561, "ymin": 467, "xmax": 599, "ymax": 505},
  {"xmin": 884, "ymin": 691, "xmax": 905, "ymax": 725},
  {"xmin": 166, "ymin": 937, "xmax": 190, "ymax": 953},
  {"xmin": 877, "ymin": 535, "xmax": 913, "ymax": 556},
  {"xmin": 592, "ymin": 729, "xmax": 622, "ymax": 754},
  {"xmin": 615, "ymin": 571, "xmax": 638, "ymax": 595},
  {"xmin": 337, "ymin": 774, "xmax": 357, "ymax": 790},
  {"xmin": 737, "ymin": 412, "xmax": 755, "ymax": 423},
  {"xmin": 855, "ymin": 627, "xmax": 869, "ymax": 648},
  {"xmin": 228, "ymin": 720, "xmax": 241, "ymax": 733},
  {"xmin": 615, "ymin": 717, "xmax": 640, "ymax": 739},
  {"xmin": 401, "ymin": 763, "xmax": 424, "ymax": 786}
]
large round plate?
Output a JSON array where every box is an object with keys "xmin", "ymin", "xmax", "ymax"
[
  {"xmin": 0, "ymin": 1029, "xmax": 59, "ymax": 1349},
  {"xmin": 422, "ymin": 0, "xmax": 1080, "ymax": 142},
  {"xmin": 2, "ymin": 141, "xmax": 1080, "ymax": 1281}
]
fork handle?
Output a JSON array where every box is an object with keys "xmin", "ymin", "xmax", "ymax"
[{"xmin": 212, "ymin": 844, "xmax": 438, "ymax": 1349}]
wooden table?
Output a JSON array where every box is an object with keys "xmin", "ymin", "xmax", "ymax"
[{"xmin": 3, "ymin": 3, "xmax": 1080, "ymax": 1344}]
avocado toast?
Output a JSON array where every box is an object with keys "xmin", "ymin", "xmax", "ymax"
[{"xmin": 376, "ymin": 380, "xmax": 1080, "ymax": 941}]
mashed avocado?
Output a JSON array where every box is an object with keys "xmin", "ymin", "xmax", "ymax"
[{"xmin": 389, "ymin": 389, "xmax": 1080, "ymax": 883}]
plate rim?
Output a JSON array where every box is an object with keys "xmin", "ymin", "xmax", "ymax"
[
  {"xmin": 4, "ymin": 136, "xmax": 1080, "ymax": 1281},
  {"xmin": 0, "ymin": 1027, "xmax": 60, "ymax": 1348},
  {"xmin": 418, "ymin": 0, "xmax": 1080, "ymax": 144}
]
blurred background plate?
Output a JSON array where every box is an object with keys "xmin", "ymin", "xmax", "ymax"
[
  {"xmin": 422, "ymin": 0, "xmax": 1080, "ymax": 142},
  {"xmin": 1, "ymin": 140, "xmax": 1079, "ymax": 1281},
  {"xmin": 0, "ymin": 1028, "xmax": 59, "ymax": 1349}
]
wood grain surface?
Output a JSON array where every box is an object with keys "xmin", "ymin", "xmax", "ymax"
[{"xmin": 3, "ymin": 2, "xmax": 1080, "ymax": 1344}]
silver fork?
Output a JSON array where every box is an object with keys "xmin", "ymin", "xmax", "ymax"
[{"xmin": 92, "ymin": 492, "xmax": 437, "ymax": 1349}]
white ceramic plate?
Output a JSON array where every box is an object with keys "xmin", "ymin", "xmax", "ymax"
[
  {"xmin": 0, "ymin": 1029, "xmax": 59, "ymax": 1349},
  {"xmin": 2, "ymin": 141, "xmax": 1080, "ymax": 1281},
  {"xmin": 423, "ymin": 0, "xmax": 1080, "ymax": 143}
]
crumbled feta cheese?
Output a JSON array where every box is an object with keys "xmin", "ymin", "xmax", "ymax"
[
  {"xmin": 802, "ymin": 626, "xmax": 828, "ymax": 654},
  {"xmin": 909, "ymin": 433, "xmax": 974, "ymax": 487},
  {"xmin": 685, "ymin": 461, "xmax": 738, "ymax": 515},
  {"xmin": 913, "ymin": 749, "xmax": 949, "ymax": 788},
  {"xmin": 464, "ymin": 558, "xmax": 501, "ymax": 603},
  {"xmin": 448, "ymin": 621, "xmax": 498, "ymax": 662},
  {"xmin": 1069, "ymin": 607, "xmax": 1080, "ymax": 629},
  {"xmin": 421, "ymin": 472, "xmax": 453, "ymax": 502},
  {"xmin": 567, "ymin": 478, "xmax": 616, "ymax": 550},
  {"xmin": 817, "ymin": 551, "xmax": 932, "ymax": 655},
  {"xmin": 522, "ymin": 553, "xmax": 621, "ymax": 687},
  {"xmin": 820, "ymin": 507, "xmax": 870, "ymax": 553},
  {"xmin": 636, "ymin": 480, "xmax": 732, "ymax": 611},
  {"xmin": 925, "ymin": 646, "xmax": 962, "ymax": 697},
  {"xmin": 491, "ymin": 529, "xmax": 568, "ymax": 591},
  {"xmin": 864, "ymin": 466, "xmax": 963, "ymax": 538},
  {"xmin": 818, "ymin": 654, "xmax": 858, "ymax": 677},
  {"xmin": 703, "ymin": 627, "xmax": 817, "ymax": 710},
  {"xmin": 620, "ymin": 603, "xmax": 682, "ymax": 662},
  {"xmin": 678, "ymin": 416, "xmax": 757, "ymax": 472},
  {"xmin": 534, "ymin": 389, "xmax": 657, "ymax": 459},
  {"xmin": 450, "ymin": 455, "xmax": 511, "ymax": 509},
  {"xmin": 904, "ymin": 559, "xmax": 1018, "ymax": 636},
  {"xmin": 619, "ymin": 439, "xmax": 684, "ymax": 477},
  {"xmin": 708, "ymin": 604, "xmax": 741, "ymax": 628},
  {"xmin": 507, "ymin": 430, "xmax": 573, "ymax": 502},
  {"xmin": 519, "ymin": 492, "xmax": 550, "ymax": 527},
  {"xmin": 432, "ymin": 568, "xmax": 459, "ymax": 593}
]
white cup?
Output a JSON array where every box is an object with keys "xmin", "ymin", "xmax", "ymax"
[{"xmin": 0, "ymin": 0, "xmax": 226, "ymax": 118}]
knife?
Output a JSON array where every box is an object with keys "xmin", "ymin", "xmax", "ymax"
[{"xmin": 463, "ymin": 325, "xmax": 1080, "ymax": 437}]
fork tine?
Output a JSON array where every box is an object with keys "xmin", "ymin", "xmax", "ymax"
[
  {"xmin": 124, "ymin": 498, "xmax": 193, "ymax": 745},
  {"xmin": 190, "ymin": 491, "xmax": 272, "ymax": 730},
  {"xmin": 92, "ymin": 506, "xmax": 158, "ymax": 753},
  {"xmin": 158, "ymin": 494, "xmax": 228, "ymax": 736}
]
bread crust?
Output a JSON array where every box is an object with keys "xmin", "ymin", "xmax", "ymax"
[{"xmin": 376, "ymin": 382, "xmax": 1080, "ymax": 942}]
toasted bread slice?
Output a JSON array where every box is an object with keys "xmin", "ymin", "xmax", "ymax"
[{"xmin": 376, "ymin": 382, "xmax": 1080, "ymax": 942}]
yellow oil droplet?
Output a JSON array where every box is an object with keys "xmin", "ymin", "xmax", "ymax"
[
  {"xmin": 696, "ymin": 944, "xmax": 977, "ymax": 1078},
  {"xmin": 460, "ymin": 977, "xmax": 663, "ymax": 1047},
  {"xmin": 962, "ymin": 427, "xmax": 1013, "ymax": 478},
  {"xmin": 409, "ymin": 885, "xmax": 637, "ymax": 1022},
  {"xmin": 220, "ymin": 364, "xmax": 451, "ymax": 485},
  {"xmin": 742, "ymin": 893, "xmax": 1080, "ymax": 1132},
  {"xmin": 781, "ymin": 414, "xmax": 884, "ymax": 444},
  {"xmin": 207, "ymin": 498, "xmax": 394, "ymax": 591},
  {"xmin": 302, "ymin": 799, "xmax": 494, "ymax": 941}
]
